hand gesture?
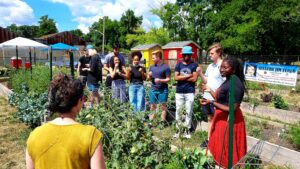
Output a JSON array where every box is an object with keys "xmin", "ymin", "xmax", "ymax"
[
  {"xmin": 202, "ymin": 84, "xmax": 212, "ymax": 93},
  {"xmin": 148, "ymin": 71, "xmax": 152, "ymax": 77},
  {"xmin": 199, "ymin": 99, "xmax": 211, "ymax": 105},
  {"xmin": 115, "ymin": 63, "xmax": 119, "ymax": 67},
  {"xmin": 139, "ymin": 67, "xmax": 143, "ymax": 72},
  {"xmin": 154, "ymin": 78, "xmax": 160, "ymax": 83},
  {"xmin": 196, "ymin": 66, "xmax": 203, "ymax": 75}
]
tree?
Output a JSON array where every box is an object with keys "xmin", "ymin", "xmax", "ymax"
[
  {"xmin": 69, "ymin": 29, "xmax": 83, "ymax": 37},
  {"xmin": 126, "ymin": 27, "xmax": 170, "ymax": 47},
  {"xmin": 87, "ymin": 16, "xmax": 121, "ymax": 50},
  {"xmin": 37, "ymin": 15, "xmax": 58, "ymax": 37},
  {"xmin": 151, "ymin": 2, "xmax": 188, "ymax": 41},
  {"xmin": 120, "ymin": 9, "xmax": 143, "ymax": 35},
  {"xmin": 154, "ymin": 0, "xmax": 300, "ymax": 55},
  {"xmin": 119, "ymin": 9, "xmax": 143, "ymax": 49},
  {"xmin": 6, "ymin": 24, "xmax": 39, "ymax": 38},
  {"xmin": 6, "ymin": 24, "xmax": 18, "ymax": 34}
]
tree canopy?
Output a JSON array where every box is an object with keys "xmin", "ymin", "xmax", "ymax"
[{"xmin": 153, "ymin": 0, "xmax": 300, "ymax": 55}]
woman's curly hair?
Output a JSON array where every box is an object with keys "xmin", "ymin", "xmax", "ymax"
[{"xmin": 48, "ymin": 73, "xmax": 83, "ymax": 113}]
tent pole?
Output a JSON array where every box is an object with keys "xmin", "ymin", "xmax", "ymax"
[
  {"xmin": 70, "ymin": 50, "xmax": 74, "ymax": 79},
  {"xmin": 50, "ymin": 47, "xmax": 53, "ymax": 81},
  {"xmin": 29, "ymin": 48, "xmax": 32, "ymax": 79},
  {"xmin": 34, "ymin": 47, "xmax": 36, "ymax": 65},
  {"xmin": 16, "ymin": 45, "xmax": 19, "ymax": 69},
  {"xmin": 2, "ymin": 48, "xmax": 4, "ymax": 66}
]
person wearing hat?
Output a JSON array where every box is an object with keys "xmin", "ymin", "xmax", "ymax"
[
  {"xmin": 197, "ymin": 43, "xmax": 224, "ymax": 147},
  {"xmin": 173, "ymin": 46, "xmax": 198, "ymax": 139},
  {"xmin": 103, "ymin": 44, "xmax": 125, "ymax": 88}
]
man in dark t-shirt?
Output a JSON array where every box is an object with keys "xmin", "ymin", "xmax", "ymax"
[
  {"xmin": 148, "ymin": 50, "xmax": 171, "ymax": 124},
  {"xmin": 77, "ymin": 49, "xmax": 91, "ymax": 86},
  {"xmin": 173, "ymin": 46, "xmax": 198, "ymax": 139}
]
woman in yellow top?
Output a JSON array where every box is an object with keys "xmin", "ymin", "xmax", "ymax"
[{"xmin": 26, "ymin": 73, "xmax": 106, "ymax": 169}]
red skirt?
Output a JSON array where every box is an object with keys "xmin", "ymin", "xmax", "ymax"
[{"xmin": 208, "ymin": 108, "xmax": 247, "ymax": 168}]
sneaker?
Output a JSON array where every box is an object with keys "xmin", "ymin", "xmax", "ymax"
[
  {"xmin": 173, "ymin": 133, "xmax": 179, "ymax": 139},
  {"xmin": 200, "ymin": 140, "xmax": 209, "ymax": 148},
  {"xmin": 183, "ymin": 131, "xmax": 191, "ymax": 139}
]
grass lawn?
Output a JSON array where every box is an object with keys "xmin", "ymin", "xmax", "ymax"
[{"xmin": 0, "ymin": 97, "xmax": 28, "ymax": 169}]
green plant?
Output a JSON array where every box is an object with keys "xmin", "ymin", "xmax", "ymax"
[
  {"xmin": 246, "ymin": 119, "xmax": 263, "ymax": 139},
  {"xmin": 193, "ymin": 93, "xmax": 203, "ymax": 122},
  {"xmin": 272, "ymin": 94, "xmax": 288, "ymax": 110},
  {"xmin": 165, "ymin": 149, "xmax": 214, "ymax": 169},
  {"xmin": 8, "ymin": 84, "xmax": 48, "ymax": 128},
  {"xmin": 242, "ymin": 154, "xmax": 262, "ymax": 169},
  {"xmin": 77, "ymin": 94, "xmax": 173, "ymax": 168},
  {"xmin": 9, "ymin": 65, "xmax": 69, "ymax": 95},
  {"xmin": 288, "ymin": 123, "xmax": 300, "ymax": 150}
]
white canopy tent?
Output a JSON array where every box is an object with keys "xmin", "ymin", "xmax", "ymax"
[
  {"xmin": 0, "ymin": 37, "xmax": 48, "ymax": 48},
  {"xmin": 0, "ymin": 37, "xmax": 48, "ymax": 68}
]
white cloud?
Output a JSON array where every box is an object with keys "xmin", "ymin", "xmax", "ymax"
[
  {"xmin": 47, "ymin": 0, "xmax": 175, "ymax": 33},
  {"xmin": 0, "ymin": 0, "xmax": 35, "ymax": 27}
]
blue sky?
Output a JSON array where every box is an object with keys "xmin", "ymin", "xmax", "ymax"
[{"xmin": 0, "ymin": 0, "xmax": 175, "ymax": 34}]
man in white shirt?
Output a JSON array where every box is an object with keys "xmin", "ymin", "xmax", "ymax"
[{"xmin": 197, "ymin": 43, "xmax": 225, "ymax": 147}]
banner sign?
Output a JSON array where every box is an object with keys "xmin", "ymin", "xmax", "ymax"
[{"xmin": 244, "ymin": 62, "xmax": 299, "ymax": 86}]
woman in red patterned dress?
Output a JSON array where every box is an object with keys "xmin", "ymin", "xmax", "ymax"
[{"xmin": 200, "ymin": 57, "xmax": 247, "ymax": 168}]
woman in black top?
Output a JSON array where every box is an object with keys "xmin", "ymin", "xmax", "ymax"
[
  {"xmin": 126, "ymin": 51, "xmax": 146, "ymax": 112},
  {"xmin": 200, "ymin": 57, "xmax": 247, "ymax": 168},
  {"xmin": 109, "ymin": 56, "xmax": 127, "ymax": 103}
]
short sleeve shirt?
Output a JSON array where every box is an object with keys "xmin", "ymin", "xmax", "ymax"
[
  {"xmin": 217, "ymin": 77, "xmax": 245, "ymax": 105},
  {"xmin": 27, "ymin": 123, "xmax": 102, "ymax": 169},
  {"xmin": 87, "ymin": 55, "xmax": 99, "ymax": 84},
  {"xmin": 175, "ymin": 62, "xmax": 198, "ymax": 93},
  {"xmin": 149, "ymin": 63, "xmax": 171, "ymax": 90},
  {"xmin": 130, "ymin": 65, "xmax": 146, "ymax": 84},
  {"xmin": 79, "ymin": 56, "xmax": 91, "ymax": 76},
  {"xmin": 203, "ymin": 63, "xmax": 225, "ymax": 100},
  {"xmin": 103, "ymin": 53, "xmax": 125, "ymax": 67}
]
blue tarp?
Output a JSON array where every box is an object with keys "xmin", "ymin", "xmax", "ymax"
[{"xmin": 46, "ymin": 43, "xmax": 79, "ymax": 51}]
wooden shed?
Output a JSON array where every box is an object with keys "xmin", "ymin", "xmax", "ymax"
[
  {"xmin": 35, "ymin": 31, "xmax": 86, "ymax": 46},
  {"xmin": 131, "ymin": 43, "xmax": 162, "ymax": 69},
  {"xmin": 0, "ymin": 27, "xmax": 16, "ymax": 44},
  {"xmin": 162, "ymin": 41, "xmax": 200, "ymax": 69}
]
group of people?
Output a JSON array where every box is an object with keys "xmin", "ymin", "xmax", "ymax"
[{"xmin": 26, "ymin": 43, "xmax": 247, "ymax": 168}]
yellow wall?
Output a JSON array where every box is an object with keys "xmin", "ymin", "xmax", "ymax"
[{"xmin": 133, "ymin": 46, "xmax": 162, "ymax": 69}]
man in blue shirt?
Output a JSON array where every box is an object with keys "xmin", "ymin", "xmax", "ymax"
[
  {"xmin": 174, "ymin": 46, "xmax": 198, "ymax": 139},
  {"xmin": 148, "ymin": 50, "xmax": 171, "ymax": 124}
]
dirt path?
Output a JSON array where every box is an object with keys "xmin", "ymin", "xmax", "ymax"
[{"xmin": 0, "ymin": 97, "xmax": 27, "ymax": 169}]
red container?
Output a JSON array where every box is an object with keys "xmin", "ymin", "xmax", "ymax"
[
  {"xmin": 25, "ymin": 62, "xmax": 30, "ymax": 69},
  {"xmin": 10, "ymin": 57, "xmax": 22, "ymax": 68}
]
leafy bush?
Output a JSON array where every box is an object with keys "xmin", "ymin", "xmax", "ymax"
[
  {"xmin": 9, "ymin": 65, "xmax": 69, "ymax": 95},
  {"xmin": 288, "ymin": 123, "xmax": 300, "ymax": 150},
  {"xmin": 77, "ymin": 98, "xmax": 173, "ymax": 168},
  {"xmin": 165, "ymin": 149, "xmax": 213, "ymax": 169},
  {"xmin": 272, "ymin": 94, "xmax": 288, "ymax": 110},
  {"xmin": 8, "ymin": 84, "xmax": 48, "ymax": 128}
]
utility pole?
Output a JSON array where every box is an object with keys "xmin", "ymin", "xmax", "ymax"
[{"xmin": 102, "ymin": 16, "xmax": 105, "ymax": 56}]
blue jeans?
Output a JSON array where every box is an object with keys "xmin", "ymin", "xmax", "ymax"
[{"xmin": 129, "ymin": 84, "xmax": 145, "ymax": 112}]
